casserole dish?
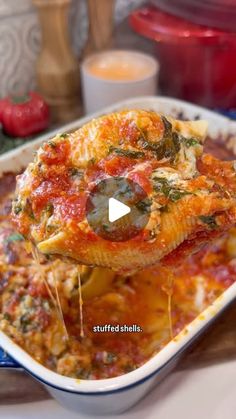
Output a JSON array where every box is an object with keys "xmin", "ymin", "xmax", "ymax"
[
  {"xmin": 150, "ymin": 0, "xmax": 236, "ymax": 32},
  {"xmin": 0, "ymin": 96, "xmax": 236, "ymax": 415},
  {"xmin": 129, "ymin": 6, "xmax": 236, "ymax": 109}
]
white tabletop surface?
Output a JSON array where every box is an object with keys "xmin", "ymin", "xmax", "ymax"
[{"xmin": 1, "ymin": 361, "xmax": 236, "ymax": 419}]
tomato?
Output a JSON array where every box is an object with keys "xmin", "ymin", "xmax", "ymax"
[
  {"xmin": 128, "ymin": 170, "xmax": 152, "ymax": 194},
  {"xmin": 41, "ymin": 140, "xmax": 70, "ymax": 165},
  {"xmin": 30, "ymin": 170, "xmax": 71, "ymax": 214},
  {"xmin": 0, "ymin": 92, "xmax": 50, "ymax": 137},
  {"xmin": 103, "ymin": 156, "xmax": 134, "ymax": 176},
  {"xmin": 54, "ymin": 193, "xmax": 87, "ymax": 222},
  {"xmin": 119, "ymin": 120, "xmax": 140, "ymax": 145}
]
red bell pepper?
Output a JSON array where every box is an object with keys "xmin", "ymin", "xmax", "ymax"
[{"xmin": 0, "ymin": 92, "xmax": 50, "ymax": 138}]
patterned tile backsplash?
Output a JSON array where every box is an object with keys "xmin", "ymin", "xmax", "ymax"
[{"xmin": 0, "ymin": 0, "xmax": 145, "ymax": 98}]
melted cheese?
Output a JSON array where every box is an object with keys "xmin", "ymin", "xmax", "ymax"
[{"xmin": 77, "ymin": 267, "xmax": 84, "ymax": 338}]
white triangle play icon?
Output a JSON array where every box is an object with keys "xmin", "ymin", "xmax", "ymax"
[{"xmin": 108, "ymin": 197, "xmax": 131, "ymax": 223}]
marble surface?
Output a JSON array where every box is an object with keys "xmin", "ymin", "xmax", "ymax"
[{"xmin": 1, "ymin": 361, "xmax": 236, "ymax": 418}]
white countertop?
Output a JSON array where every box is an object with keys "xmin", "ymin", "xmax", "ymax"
[{"xmin": 1, "ymin": 360, "xmax": 236, "ymax": 419}]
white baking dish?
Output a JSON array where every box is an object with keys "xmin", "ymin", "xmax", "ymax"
[{"xmin": 0, "ymin": 96, "xmax": 236, "ymax": 416}]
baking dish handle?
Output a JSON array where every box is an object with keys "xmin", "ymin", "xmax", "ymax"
[{"xmin": 0, "ymin": 347, "xmax": 20, "ymax": 368}]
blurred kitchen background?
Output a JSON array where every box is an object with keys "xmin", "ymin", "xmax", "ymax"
[{"xmin": 0, "ymin": 0, "xmax": 145, "ymax": 98}]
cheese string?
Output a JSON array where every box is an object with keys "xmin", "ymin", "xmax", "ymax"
[
  {"xmin": 167, "ymin": 288, "xmax": 174, "ymax": 340},
  {"xmin": 31, "ymin": 242, "xmax": 85, "ymax": 339},
  {"xmin": 51, "ymin": 269, "xmax": 69, "ymax": 341},
  {"xmin": 30, "ymin": 243, "xmax": 69, "ymax": 340},
  {"xmin": 31, "ymin": 244, "xmax": 57, "ymax": 306},
  {"xmin": 77, "ymin": 266, "xmax": 85, "ymax": 338},
  {"xmin": 161, "ymin": 267, "xmax": 174, "ymax": 340}
]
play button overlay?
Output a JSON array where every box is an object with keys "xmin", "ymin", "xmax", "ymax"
[
  {"xmin": 86, "ymin": 177, "xmax": 151, "ymax": 242},
  {"xmin": 108, "ymin": 198, "xmax": 130, "ymax": 222}
]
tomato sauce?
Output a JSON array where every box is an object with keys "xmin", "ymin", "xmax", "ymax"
[
  {"xmin": 0, "ymin": 170, "xmax": 235, "ymax": 379},
  {"xmin": 2, "ymin": 131, "xmax": 236, "ymax": 379}
]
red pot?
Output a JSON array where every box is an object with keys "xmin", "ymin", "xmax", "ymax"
[{"xmin": 129, "ymin": 5, "xmax": 236, "ymax": 109}]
